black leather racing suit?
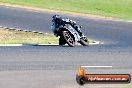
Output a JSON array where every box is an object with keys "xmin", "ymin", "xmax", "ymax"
[{"xmin": 52, "ymin": 18, "xmax": 83, "ymax": 36}]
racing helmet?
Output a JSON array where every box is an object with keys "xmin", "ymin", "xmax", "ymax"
[
  {"xmin": 52, "ymin": 15, "xmax": 63, "ymax": 24},
  {"xmin": 52, "ymin": 15, "xmax": 62, "ymax": 20}
]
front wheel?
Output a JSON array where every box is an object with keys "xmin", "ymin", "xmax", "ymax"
[
  {"xmin": 80, "ymin": 38, "xmax": 89, "ymax": 46},
  {"xmin": 62, "ymin": 31, "xmax": 75, "ymax": 47}
]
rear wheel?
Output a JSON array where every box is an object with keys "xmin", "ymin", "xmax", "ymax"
[
  {"xmin": 59, "ymin": 37, "xmax": 66, "ymax": 45},
  {"xmin": 62, "ymin": 31, "xmax": 75, "ymax": 47}
]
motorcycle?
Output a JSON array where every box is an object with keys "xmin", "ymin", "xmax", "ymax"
[{"xmin": 51, "ymin": 18, "xmax": 88, "ymax": 47}]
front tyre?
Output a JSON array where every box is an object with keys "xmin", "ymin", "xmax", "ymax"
[
  {"xmin": 62, "ymin": 31, "xmax": 75, "ymax": 47},
  {"xmin": 80, "ymin": 38, "xmax": 89, "ymax": 46}
]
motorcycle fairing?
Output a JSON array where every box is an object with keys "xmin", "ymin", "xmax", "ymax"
[{"xmin": 64, "ymin": 24, "xmax": 81, "ymax": 41}]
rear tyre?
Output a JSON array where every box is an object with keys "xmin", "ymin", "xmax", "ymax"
[
  {"xmin": 59, "ymin": 37, "xmax": 66, "ymax": 45},
  {"xmin": 62, "ymin": 31, "xmax": 75, "ymax": 47}
]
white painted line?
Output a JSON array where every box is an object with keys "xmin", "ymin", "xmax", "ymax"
[
  {"xmin": 0, "ymin": 44, "xmax": 23, "ymax": 46},
  {"xmin": 0, "ymin": 43, "xmax": 98, "ymax": 46},
  {"xmin": 0, "ymin": 44, "xmax": 59, "ymax": 46},
  {"xmin": 0, "ymin": 40, "xmax": 101, "ymax": 46},
  {"xmin": 38, "ymin": 44, "xmax": 59, "ymax": 46},
  {"xmin": 81, "ymin": 66, "xmax": 113, "ymax": 68}
]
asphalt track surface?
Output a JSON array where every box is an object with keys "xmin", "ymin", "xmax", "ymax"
[{"xmin": 0, "ymin": 6, "xmax": 132, "ymax": 88}]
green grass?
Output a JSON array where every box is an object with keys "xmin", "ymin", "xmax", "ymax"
[
  {"xmin": 123, "ymin": 85, "xmax": 132, "ymax": 88},
  {"xmin": 0, "ymin": 28, "xmax": 59, "ymax": 44},
  {"xmin": 0, "ymin": 0, "xmax": 132, "ymax": 19},
  {"xmin": 0, "ymin": 28, "xmax": 94, "ymax": 44}
]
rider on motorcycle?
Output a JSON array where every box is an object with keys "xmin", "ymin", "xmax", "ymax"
[{"xmin": 51, "ymin": 15, "xmax": 83, "ymax": 37}]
